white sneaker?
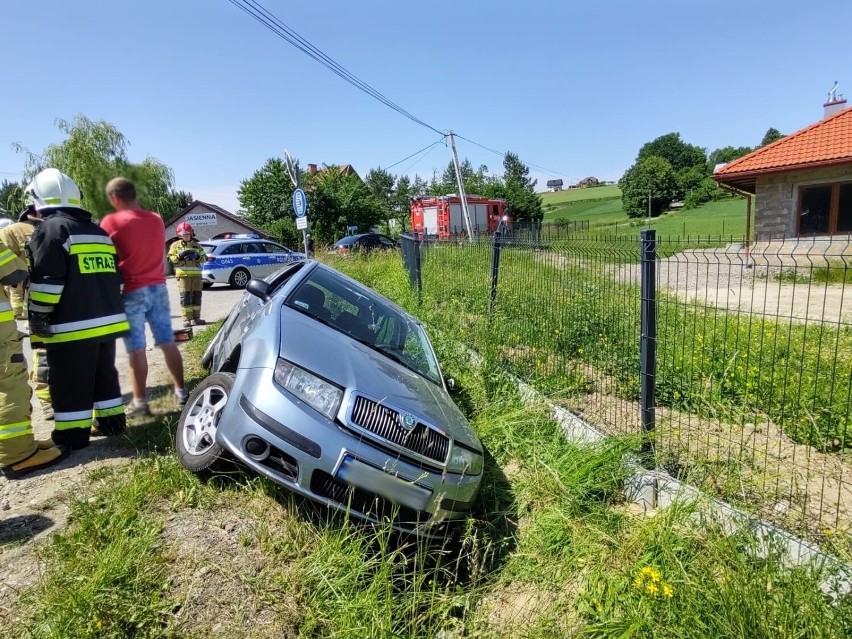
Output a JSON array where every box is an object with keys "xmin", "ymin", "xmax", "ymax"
[
  {"xmin": 175, "ymin": 388, "xmax": 189, "ymax": 406},
  {"xmin": 126, "ymin": 399, "xmax": 151, "ymax": 417}
]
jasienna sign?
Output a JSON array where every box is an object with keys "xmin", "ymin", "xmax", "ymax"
[{"xmin": 185, "ymin": 212, "xmax": 218, "ymax": 226}]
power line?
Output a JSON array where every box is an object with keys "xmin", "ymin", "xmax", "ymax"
[
  {"xmin": 383, "ymin": 137, "xmax": 446, "ymax": 171},
  {"xmin": 401, "ymin": 143, "xmax": 442, "ymax": 175},
  {"xmin": 226, "ymin": 0, "xmax": 445, "ymax": 136},
  {"xmin": 454, "ymin": 134, "xmax": 582, "ymax": 184}
]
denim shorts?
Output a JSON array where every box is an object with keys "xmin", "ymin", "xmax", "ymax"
[{"xmin": 122, "ymin": 284, "xmax": 174, "ymax": 352}]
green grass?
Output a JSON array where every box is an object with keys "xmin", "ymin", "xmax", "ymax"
[
  {"xmin": 539, "ymin": 184, "xmax": 622, "ymax": 205},
  {"xmin": 4, "ymin": 313, "xmax": 850, "ymax": 638},
  {"xmin": 540, "ymin": 190, "xmax": 749, "ymax": 240}
]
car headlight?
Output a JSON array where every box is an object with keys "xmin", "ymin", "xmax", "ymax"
[
  {"xmin": 274, "ymin": 359, "xmax": 343, "ymax": 420},
  {"xmin": 447, "ymin": 445, "xmax": 483, "ymax": 475}
]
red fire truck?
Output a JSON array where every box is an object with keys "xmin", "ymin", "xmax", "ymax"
[{"xmin": 410, "ymin": 195, "xmax": 509, "ymax": 239}]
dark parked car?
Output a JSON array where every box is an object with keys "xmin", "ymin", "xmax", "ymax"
[
  {"xmin": 330, "ymin": 233, "xmax": 398, "ymax": 255},
  {"xmin": 178, "ymin": 260, "xmax": 483, "ymax": 534}
]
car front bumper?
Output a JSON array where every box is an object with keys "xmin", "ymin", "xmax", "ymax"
[{"xmin": 215, "ymin": 365, "xmax": 481, "ymax": 533}]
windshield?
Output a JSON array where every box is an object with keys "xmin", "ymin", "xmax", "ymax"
[{"xmin": 286, "ymin": 267, "xmax": 442, "ymax": 385}]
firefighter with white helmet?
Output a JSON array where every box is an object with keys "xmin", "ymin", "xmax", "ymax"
[
  {"xmin": 25, "ymin": 168, "xmax": 129, "ymax": 451},
  {"xmin": 167, "ymin": 221, "xmax": 206, "ymax": 327}
]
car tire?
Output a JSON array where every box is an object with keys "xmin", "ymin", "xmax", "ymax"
[
  {"xmin": 230, "ymin": 267, "xmax": 250, "ymax": 288},
  {"xmin": 176, "ymin": 372, "xmax": 234, "ymax": 473}
]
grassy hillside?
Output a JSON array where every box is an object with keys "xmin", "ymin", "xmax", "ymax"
[
  {"xmin": 541, "ymin": 187, "xmax": 749, "ymax": 238},
  {"xmin": 539, "ymin": 184, "xmax": 621, "ymax": 204}
]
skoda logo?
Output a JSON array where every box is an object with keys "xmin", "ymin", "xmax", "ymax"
[{"xmin": 400, "ymin": 413, "xmax": 417, "ymax": 430}]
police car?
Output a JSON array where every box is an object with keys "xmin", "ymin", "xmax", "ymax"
[{"xmin": 200, "ymin": 234, "xmax": 306, "ymax": 288}]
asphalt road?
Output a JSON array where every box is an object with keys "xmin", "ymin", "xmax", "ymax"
[{"xmin": 22, "ymin": 278, "xmax": 246, "ymax": 438}]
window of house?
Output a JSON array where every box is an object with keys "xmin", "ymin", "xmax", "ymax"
[{"xmin": 799, "ymin": 182, "xmax": 852, "ymax": 235}]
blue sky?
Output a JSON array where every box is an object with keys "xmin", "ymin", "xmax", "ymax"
[{"xmin": 2, "ymin": 0, "xmax": 850, "ymax": 212}]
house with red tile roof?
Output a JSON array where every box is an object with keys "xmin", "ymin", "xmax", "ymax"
[{"xmin": 714, "ymin": 94, "xmax": 852, "ymax": 240}]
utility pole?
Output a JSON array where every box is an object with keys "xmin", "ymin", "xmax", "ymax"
[
  {"xmin": 647, "ymin": 188, "xmax": 652, "ymax": 221},
  {"xmin": 447, "ymin": 131, "xmax": 474, "ymax": 242}
]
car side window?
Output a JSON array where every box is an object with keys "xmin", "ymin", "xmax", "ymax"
[
  {"xmin": 222, "ymin": 244, "xmax": 243, "ymax": 255},
  {"xmin": 243, "ymin": 243, "xmax": 262, "ymax": 254},
  {"xmin": 264, "ymin": 242, "xmax": 289, "ymax": 254}
]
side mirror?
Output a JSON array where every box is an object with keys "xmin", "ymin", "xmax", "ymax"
[
  {"xmin": 245, "ymin": 278, "xmax": 271, "ymax": 302},
  {"xmin": 445, "ymin": 378, "xmax": 455, "ymax": 391}
]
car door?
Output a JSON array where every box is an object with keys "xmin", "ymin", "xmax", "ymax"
[{"xmin": 262, "ymin": 241, "xmax": 295, "ymax": 274}]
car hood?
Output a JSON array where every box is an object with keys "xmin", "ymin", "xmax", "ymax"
[{"xmin": 278, "ymin": 307, "xmax": 480, "ymax": 450}]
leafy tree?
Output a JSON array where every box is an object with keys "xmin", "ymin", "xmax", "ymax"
[
  {"xmin": 14, "ymin": 115, "xmax": 174, "ymax": 218},
  {"xmin": 365, "ymin": 167, "xmax": 395, "ymax": 230},
  {"xmin": 0, "ymin": 179, "xmax": 26, "ymax": 216},
  {"xmin": 393, "ymin": 175, "xmax": 412, "ymax": 232},
  {"xmin": 238, "ymin": 157, "xmax": 294, "ymax": 228},
  {"xmin": 158, "ymin": 189, "xmax": 194, "ymax": 220},
  {"xmin": 637, "ymin": 133, "xmax": 706, "ymax": 173},
  {"xmin": 411, "ymin": 175, "xmax": 428, "ymax": 197},
  {"xmin": 760, "ymin": 127, "xmax": 785, "ymax": 147},
  {"xmin": 707, "ymin": 145, "xmax": 753, "ymax": 167},
  {"xmin": 303, "ymin": 165, "xmax": 383, "ymax": 244},
  {"xmin": 683, "ymin": 177, "xmax": 728, "ymax": 209},
  {"xmin": 676, "ymin": 165, "xmax": 707, "ymax": 199},
  {"xmin": 502, "ymin": 152, "xmax": 543, "ymax": 225},
  {"xmin": 619, "ymin": 156, "xmax": 678, "ymax": 218}
]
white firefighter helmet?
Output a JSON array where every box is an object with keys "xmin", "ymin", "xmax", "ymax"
[
  {"xmin": 25, "ymin": 168, "xmax": 83, "ymax": 211},
  {"xmin": 0, "ymin": 218, "xmax": 12, "ymax": 229}
]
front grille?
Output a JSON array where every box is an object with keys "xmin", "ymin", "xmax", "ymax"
[
  {"xmin": 350, "ymin": 396, "xmax": 450, "ymax": 464},
  {"xmin": 310, "ymin": 470, "xmax": 426, "ymax": 526}
]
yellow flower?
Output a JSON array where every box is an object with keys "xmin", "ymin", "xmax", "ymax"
[
  {"xmin": 662, "ymin": 583, "xmax": 674, "ymax": 598},
  {"xmin": 95, "ymin": 620, "xmax": 105, "ymax": 630},
  {"xmin": 646, "ymin": 582, "xmax": 660, "ymax": 596},
  {"xmin": 822, "ymin": 528, "xmax": 834, "ymax": 537},
  {"xmin": 632, "ymin": 576, "xmax": 643, "ymax": 590}
]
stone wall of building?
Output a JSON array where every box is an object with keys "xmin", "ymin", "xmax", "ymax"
[{"xmin": 754, "ymin": 165, "xmax": 852, "ymax": 239}]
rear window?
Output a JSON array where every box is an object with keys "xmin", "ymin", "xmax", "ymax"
[{"xmin": 200, "ymin": 243, "xmax": 216, "ymax": 253}]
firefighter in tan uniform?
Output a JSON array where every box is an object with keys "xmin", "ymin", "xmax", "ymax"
[
  {"xmin": 167, "ymin": 222, "xmax": 206, "ymax": 327},
  {"xmin": 0, "ymin": 238, "xmax": 67, "ymax": 479},
  {"xmin": 0, "ymin": 205, "xmax": 53, "ymax": 419},
  {"xmin": 0, "ymin": 207, "xmax": 42, "ymax": 319}
]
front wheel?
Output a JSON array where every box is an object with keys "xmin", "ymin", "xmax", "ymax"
[
  {"xmin": 176, "ymin": 372, "xmax": 234, "ymax": 473},
  {"xmin": 230, "ymin": 268, "xmax": 250, "ymax": 288}
]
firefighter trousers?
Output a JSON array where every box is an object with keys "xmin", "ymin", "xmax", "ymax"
[
  {"xmin": 176, "ymin": 276, "xmax": 203, "ymax": 320},
  {"xmin": 47, "ymin": 339, "xmax": 125, "ymax": 450},
  {"xmin": 0, "ymin": 322, "xmax": 35, "ymax": 466},
  {"xmin": 3, "ymin": 285, "xmax": 26, "ymax": 319}
]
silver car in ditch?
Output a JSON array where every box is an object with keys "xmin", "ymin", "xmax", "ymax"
[{"xmin": 177, "ymin": 260, "xmax": 483, "ymax": 534}]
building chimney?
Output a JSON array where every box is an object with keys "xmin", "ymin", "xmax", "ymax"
[
  {"xmin": 307, "ymin": 163, "xmax": 318, "ymax": 174},
  {"xmin": 823, "ymin": 81, "xmax": 847, "ymax": 118}
]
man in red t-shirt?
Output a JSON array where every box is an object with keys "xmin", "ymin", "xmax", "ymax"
[{"xmin": 101, "ymin": 177, "xmax": 188, "ymax": 416}]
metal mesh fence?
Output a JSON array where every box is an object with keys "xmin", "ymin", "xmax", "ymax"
[{"xmin": 401, "ymin": 232, "xmax": 852, "ymax": 544}]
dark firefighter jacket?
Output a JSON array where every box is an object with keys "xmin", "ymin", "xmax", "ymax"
[{"xmin": 26, "ymin": 207, "xmax": 129, "ymax": 346}]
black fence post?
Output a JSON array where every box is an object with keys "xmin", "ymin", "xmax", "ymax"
[
  {"xmin": 400, "ymin": 233, "xmax": 422, "ymax": 303},
  {"xmin": 488, "ymin": 229, "xmax": 503, "ymax": 315},
  {"xmin": 640, "ymin": 229, "xmax": 657, "ymax": 462}
]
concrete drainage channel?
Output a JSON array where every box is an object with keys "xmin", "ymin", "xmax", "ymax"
[{"xmin": 460, "ymin": 345, "xmax": 852, "ymax": 599}]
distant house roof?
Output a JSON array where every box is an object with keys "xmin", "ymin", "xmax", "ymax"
[
  {"xmin": 165, "ymin": 200, "xmax": 271, "ymax": 238},
  {"xmin": 714, "ymin": 106, "xmax": 852, "ymax": 193},
  {"xmin": 546, "ymin": 179, "xmax": 564, "ymax": 187}
]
